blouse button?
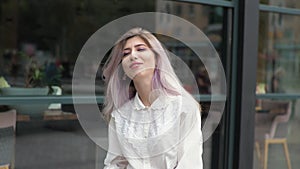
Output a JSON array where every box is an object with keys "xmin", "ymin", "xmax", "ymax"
[
  {"xmin": 144, "ymin": 160, "xmax": 150, "ymax": 168},
  {"xmin": 144, "ymin": 124, "xmax": 149, "ymax": 136}
]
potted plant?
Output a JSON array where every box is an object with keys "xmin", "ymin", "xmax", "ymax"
[{"xmin": 0, "ymin": 56, "xmax": 62, "ymax": 118}]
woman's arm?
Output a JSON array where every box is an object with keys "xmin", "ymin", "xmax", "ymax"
[
  {"xmin": 104, "ymin": 118, "xmax": 129, "ymax": 169},
  {"xmin": 176, "ymin": 104, "xmax": 203, "ymax": 169}
]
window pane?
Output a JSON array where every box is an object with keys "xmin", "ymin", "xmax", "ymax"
[
  {"xmin": 0, "ymin": 1, "xmax": 231, "ymax": 169},
  {"xmin": 254, "ymin": 11, "xmax": 300, "ymax": 168},
  {"xmin": 158, "ymin": 1, "xmax": 231, "ymax": 169},
  {"xmin": 0, "ymin": 1, "xmax": 155, "ymax": 169},
  {"xmin": 257, "ymin": 12, "xmax": 300, "ymax": 94},
  {"xmin": 0, "ymin": 0, "xmax": 155, "ymax": 94}
]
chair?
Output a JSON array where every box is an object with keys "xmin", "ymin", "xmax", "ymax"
[
  {"xmin": 255, "ymin": 100, "xmax": 292, "ymax": 169},
  {"xmin": 0, "ymin": 164, "xmax": 9, "ymax": 169},
  {"xmin": 0, "ymin": 109, "xmax": 16, "ymax": 169}
]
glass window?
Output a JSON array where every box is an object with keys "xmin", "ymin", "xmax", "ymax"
[
  {"xmin": 176, "ymin": 4, "xmax": 182, "ymax": 15},
  {"xmin": 0, "ymin": 0, "xmax": 155, "ymax": 94},
  {"xmin": 257, "ymin": 12, "xmax": 300, "ymax": 94},
  {"xmin": 0, "ymin": 0, "xmax": 231, "ymax": 169},
  {"xmin": 0, "ymin": 1, "xmax": 155, "ymax": 169},
  {"xmin": 254, "ymin": 11, "xmax": 300, "ymax": 168},
  {"xmin": 157, "ymin": 1, "xmax": 231, "ymax": 169}
]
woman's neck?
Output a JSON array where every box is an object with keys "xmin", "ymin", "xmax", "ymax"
[{"xmin": 133, "ymin": 74, "xmax": 153, "ymax": 107}]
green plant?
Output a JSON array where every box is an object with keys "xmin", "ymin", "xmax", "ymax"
[
  {"xmin": 0, "ymin": 76, "xmax": 10, "ymax": 95},
  {"xmin": 25, "ymin": 60, "xmax": 46, "ymax": 87},
  {"xmin": 0, "ymin": 76, "xmax": 10, "ymax": 88},
  {"xmin": 24, "ymin": 58, "xmax": 62, "ymax": 95}
]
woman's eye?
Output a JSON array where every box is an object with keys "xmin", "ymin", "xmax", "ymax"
[
  {"xmin": 137, "ymin": 48, "xmax": 146, "ymax": 52},
  {"xmin": 123, "ymin": 52, "xmax": 130, "ymax": 57}
]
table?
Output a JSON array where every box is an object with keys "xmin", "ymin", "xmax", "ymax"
[{"xmin": 17, "ymin": 110, "xmax": 77, "ymax": 122}]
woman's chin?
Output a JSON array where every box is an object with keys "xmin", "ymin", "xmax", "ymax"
[{"xmin": 132, "ymin": 69, "xmax": 154, "ymax": 81}]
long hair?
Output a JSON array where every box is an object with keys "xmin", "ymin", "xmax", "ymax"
[{"xmin": 102, "ymin": 27, "xmax": 198, "ymax": 121}]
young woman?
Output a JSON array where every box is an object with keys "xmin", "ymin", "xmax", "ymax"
[{"xmin": 102, "ymin": 27, "xmax": 203, "ymax": 169}]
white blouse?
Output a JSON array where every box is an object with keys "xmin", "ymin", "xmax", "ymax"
[{"xmin": 104, "ymin": 93, "xmax": 203, "ymax": 169}]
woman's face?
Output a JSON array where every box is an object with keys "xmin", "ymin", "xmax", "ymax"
[{"xmin": 121, "ymin": 36, "xmax": 156, "ymax": 79}]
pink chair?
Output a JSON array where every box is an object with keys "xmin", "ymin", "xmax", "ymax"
[
  {"xmin": 0, "ymin": 109, "xmax": 16, "ymax": 169},
  {"xmin": 255, "ymin": 100, "xmax": 292, "ymax": 169},
  {"xmin": 0, "ymin": 109, "xmax": 16, "ymax": 130}
]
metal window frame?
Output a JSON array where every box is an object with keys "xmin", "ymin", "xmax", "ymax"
[
  {"xmin": 260, "ymin": 4, "xmax": 300, "ymax": 15},
  {"xmin": 176, "ymin": 0, "xmax": 234, "ymax": 7},
  {"xmin": 228, "ymin": 0, "xmax": 259, "ymax": 169}
]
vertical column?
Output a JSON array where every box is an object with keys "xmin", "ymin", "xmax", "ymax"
[{"xmin": 227, "ymin": 0, "xmax": 259, "ymax": 169}]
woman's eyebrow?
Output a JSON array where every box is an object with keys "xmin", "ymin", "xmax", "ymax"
[
  {"xmin": 134, "ymin": 44, "xmax": 146, "ymax": 48},
  {"xmin": 123, "ymin": 43, "xmax": 147, "ymax": 51}
]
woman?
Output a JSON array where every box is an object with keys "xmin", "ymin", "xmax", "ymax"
[{"xmin": 102, "ymin": 27, "xmax": 203, "ymax": 169}]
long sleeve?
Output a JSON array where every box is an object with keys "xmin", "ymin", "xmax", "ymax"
[
  {"xmin": 176, "ymin": 104, "xmax": 203, "ymax": 169},
  {"xmin": 104, "ymin": 118, "xmax": 129, "ymax": 169}
]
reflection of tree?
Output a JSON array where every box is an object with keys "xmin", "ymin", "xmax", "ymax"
[
  {"xmin": 257, "ymin": 11, "xmax": 268, "ymax": 84},
  {"xmin": 257, "ymin": 0, "xmax": 273, "ymax": 85},
  {"xmin": 18, "ymin": 0, "xmax": 75, "ymax": 56},
  {"xmin": 0, "ymin": 0, "xmax": 18, "ymax": 49},
  {"xmin": 17, "ymin": 0, "xmax": 154, "ymax": 61}
]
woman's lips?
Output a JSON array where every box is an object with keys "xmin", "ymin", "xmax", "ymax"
[{"xmin": 130, "ymin": 62, "xmax": 142, "ymax": 69}]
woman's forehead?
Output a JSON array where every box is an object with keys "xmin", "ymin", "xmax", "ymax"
[{"xmin": 123, "ymin": 36, "xmax": 148, "ymax": 48}]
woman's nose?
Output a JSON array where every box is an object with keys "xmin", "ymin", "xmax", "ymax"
[{"xmin": 129, "ymin": 50, "xmax": 138, "ymax": 60}]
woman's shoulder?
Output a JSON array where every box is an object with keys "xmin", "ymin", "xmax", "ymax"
[
  {"xmin": 163, "ymin": 94, "xmax": 199, "ymax": 115},
  {"xmin": 180, "ymin": 95, "xmax": 200, "ymax": 114},
  {"xmin": 111, "ymin": 99, "xmax": 134, "ymax": 117}
]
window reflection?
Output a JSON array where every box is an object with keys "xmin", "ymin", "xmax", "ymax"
[
  {"xmin": 258, "ymin": 12, "xmax": 300, "ymax": 94},
  {"xmin": 255, "ymin": 11, "xmax": 300, "ymax": 169},
  {"xmin": 156, "ymin": 1, "xmax": 224, "ymax": 95},
  {"xmin": 0, "ymin": 0, "xmax": 155, "ymax": 91},
  {"xmin": 0, "ymin": 1, "xmax": 229, "ymax": 169},
  {"xmin": 157, "ymin": 2, "xmax": 229, "ymax": 169},
  {"xmin": 260, "ymin": 0, "xmax": 300, "ymax": 9}
]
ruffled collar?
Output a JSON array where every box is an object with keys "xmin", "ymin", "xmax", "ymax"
[{"xmin": 133, "ymin": 93, "xmax": 170, "ymax": 111}]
